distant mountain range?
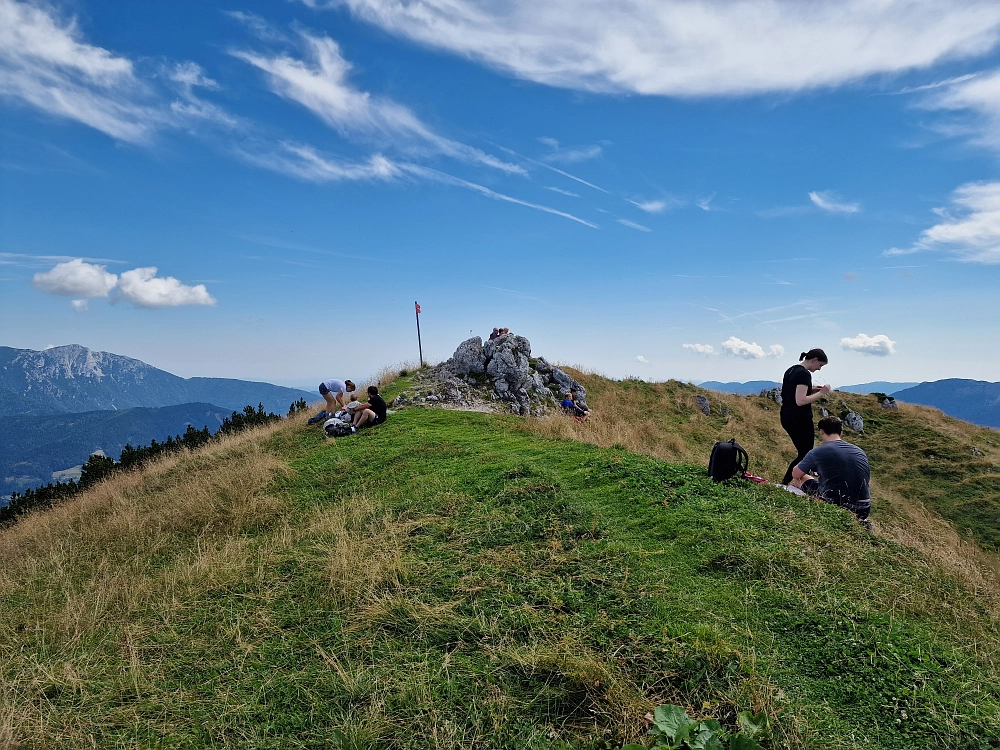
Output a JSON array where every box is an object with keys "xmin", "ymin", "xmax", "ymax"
[
  {"xmin": 0, "ymin": 402, "xmax": 233, "ymax": 497},
  {"xmin": 892, "ymin": 380, "xmax": 1000, "ymax": 428},
  {"xmin": 697, "ymin": 380, "xmax": 919, "ymax": 396},
  {"xmin": 0, "ymin": 345, "xmax": 314, "ymax": 416},
  {"xmin": 697, "ymin": 378, "xmax": 1000, "ymax": 428}
]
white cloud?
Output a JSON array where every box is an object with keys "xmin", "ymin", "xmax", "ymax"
[
  {"xmin": 32, "ymin": 259, "xmax": 118, "ymax": 297},
  {"xmin": 116, "ymin": 267, "xmax": 216, "ymax": 308},
  {"xmin": 401, "ymin": 164, "xmax": 598, "ymax": 228},
  {"xmin": 840, "ymin": 333, "xmax": 896, "ymax": 356},
  {"xmin": 617, "ymin": 218, "xmax": 651, "ymax": 232},
  {"xmin": 0, "ymin": 0, "xmax": 157, "ymax": 141},
  {"xmin": 238, "ymin": 141, "xmax": 400, "ymax": 182},
  {"xmin": 887, "ymin": 181, "xmax": 1000, "ymax": 263},
  {"xmin": 233, "ymin": 33, "xmax": 523, "ymax": 174},
  {"xmin": 695, "ymin": 192, "xmax": 715, "ymax": 211},
  {"xmin": 682, "ymin": 343, "xmax": 715, "ymax": 355},
  {"xmin": 32, "ymin": 258, "xmax": 217, "ymax": 308},
  {"xmin": 636, "ymin": 355, "xmax": 650, "ymax": 363},
  {"xmin": 921, "ymin": 68, "xmax": 1000, "ymax": 150},
  {"xmin": 545, "ymin": 186, "xmax": 579, "ymax": 197},
  {"xmin": 316, "ymin": 0, "xmax": 1000, "ymax": 96},
  {"xmin": 720, "ymin": 336, "xmax": 784, "ymax": 359},
  {"xmin": 538, "ymin": 139, "xmax": 603, "ymax": 163},
  {"xmin": 809, "ymin": 190, "xmax": 860, "ymax": 214},
  {"xmin": 629, "ymin": 199, "xmax": 679, "ymax": 213}
]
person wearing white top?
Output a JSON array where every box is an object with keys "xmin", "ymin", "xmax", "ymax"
[{"xmin": 318, "ymin": 378, "xmax": 355, "ymax": 414}]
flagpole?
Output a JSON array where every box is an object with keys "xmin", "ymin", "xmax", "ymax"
[{"xmin": 415, "ymin": 301, "xmax": 424, "ymax": 367}]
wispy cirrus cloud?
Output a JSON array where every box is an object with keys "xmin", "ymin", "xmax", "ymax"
[
  {"xmin": 309, "ymin": 0, "xmax": 1000, "ymax": 97},
  {"xmin": 232, "ymin": 32, "xmax": 523, "ymax": 174},
  {"xmin": 617, "ymin": 218, "xmax": 651, "ymax": 232},
  {"xmin": 919, "ymin": 68, "xmax": 1000, "ymax": 151},
  {"xmin": 628, "ymin": 198, "xmax": 681, "ymax": 213},
  {"xmin": 886, "ymin": 180, "xmax": 1000, "ymax": 263},
  {"xmin": 809, "ymin": 190, "xmax": 860, "ymax": 214},
  {"xmin": 0, "ymin": 0, "xmax": 235, "ymax": 142},
  {"xmin": 538, "ymin": 137, "xmax": 603, "ymax": 163},
  {"xmin": 682, "ymin": 343, "xmax": 715, "ymax": 355}
]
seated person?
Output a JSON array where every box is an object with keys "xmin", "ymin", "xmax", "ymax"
[
  {"xmin": 561, "ymin": 390, "xmax": 590, "ymax": 417},
  {"xmin": 489, "ymin": 327, "xmax": 500, "ymax": 341},
  {"xmin": 791, "ymin": 415, "xmax": 872, "ymax": 529},
  {"xmin": 344, "ymin": 393, "xmax": 363, "ymax": 414},
  {"xmin": 353, "ymin": 385, "xmax": 388, "ymax": 429}
]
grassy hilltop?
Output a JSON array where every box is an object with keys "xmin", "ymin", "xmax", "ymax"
[{"xmin": 1, "ymin": 369, "xmax": 999, "ymax": 749}]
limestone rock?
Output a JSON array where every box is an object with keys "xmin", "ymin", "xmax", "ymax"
[
  {"xmin": 820, "ymin": 408, "xmax": 829, "ymax": 417},
  {"xmin": 880, "ymin": 398, "xmax": 898, "ymax": 410},
  {"xmin": 973, "ymin": 446, "xmax": 984, "ymax": 457},
  {"xmin": 696, "ymin": 394, "xmax": 711, "ymax": 416},
  {"xmin": 760, "ymin": 387, "xmax": 782, "ymax": 406},
  {"xmin": 447, "ymin": 337, "xmax": 487, "ymax": 376},
  {"xmin": 843, "ymin": 411, "xmax": 864, "ymax": 433}
]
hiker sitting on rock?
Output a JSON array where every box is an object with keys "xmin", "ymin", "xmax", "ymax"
[
  {"xmin": 791, "ymin": 415, "xmax": 872, "ymax": 530},
  {"xmin": 489, "ymin": 327, "xmax": 500, "ymax": 341},
  {"xmin": 353, "ymin": 385, "xmax": 388, "ymax": 429},
  {"xmin": 561, "ymin": 390, "xmax": 590, "ymax": 418}
]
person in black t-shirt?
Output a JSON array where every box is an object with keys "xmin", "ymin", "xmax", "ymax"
[
  {"xmin": 353, "ymin": 385, "xmax": 388, "ymax": 429},
  {"xmin": 779, "ymin": 348, "xmax": 831, "ymax": 485}
]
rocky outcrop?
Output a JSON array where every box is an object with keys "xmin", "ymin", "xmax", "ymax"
[
  {"xmin": 696, "ymin": 394, "xmax": 711, "ymax": 416},
  {"xmin": 880, "ymin": 398, "xmax": 898, "ymax": 410},
  {"xmin": 761, "ymin": 388, "xmax": 782, "ymax": 406},
  {"xmin": 843, "ymin": 411, "xmax": 864, "ymax": 433},
  {"xmin": 395, "ymin": 334, "xmax": 586, "ymax": 416}
]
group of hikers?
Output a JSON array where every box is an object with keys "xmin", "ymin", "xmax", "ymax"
[
  {"xmin": 778, "ymin": 348, "xmax": 872, "ymax": 530},
  {"xmin": 488, "ymin": 327, "xmax": 511, "ymax": 340},
  {"xmin": 308, "ymin": 344, "xmax": 871, "ymax": 529},
  {"xmin": 310, "ymin": 378, "xmax": 388, "ymax": 432}
]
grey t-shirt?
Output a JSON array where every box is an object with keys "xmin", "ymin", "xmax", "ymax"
[{"xmin": 797, "ymin": 439, "xmax": 871, "ymax": 503}]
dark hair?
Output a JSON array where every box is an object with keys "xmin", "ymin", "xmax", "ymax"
[
  {"xmin": 345, "ymin": 379, "xmax": 356, "ymax": 390},
  {"xmin": 799, "ymin": 348, "xmax": 828, "ymax": 363},
  {"xmin": 817, "ymin": 415, "xmax": 843, "ymax": 435},
  {"xmin": 367, "ymin": 385, "xmax": 379, "ymax": 396}
]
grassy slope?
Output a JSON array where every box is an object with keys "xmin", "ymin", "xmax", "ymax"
[
  {"xmin": 2, "ymin": 399, "xmax": 999, "ymax": 749},
  {"xmin": 521, "ymin": 373, "xmax": 1000, "ymax": 553}
]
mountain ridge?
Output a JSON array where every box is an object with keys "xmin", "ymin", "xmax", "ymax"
[{"xmin": 0, "ymin": 344, "xmax": 314, "ymax": 416}]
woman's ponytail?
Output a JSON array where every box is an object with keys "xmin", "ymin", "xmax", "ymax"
[{"xmin": 800, "ymin": 348, "xmax": 828, "ymax": 363}]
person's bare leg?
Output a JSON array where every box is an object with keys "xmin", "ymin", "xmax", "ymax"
[
  {"xmin": 355, "ymin": 409, "xmax": 375, "ymax": 427},
  {"xmin": 323, "ymin": 392, "xmax": 338, "ymax": 414}
]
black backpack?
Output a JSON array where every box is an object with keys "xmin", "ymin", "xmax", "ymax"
[{"xmin": 708, "ymin": 439, "xmax": 749, "ymax": 482}]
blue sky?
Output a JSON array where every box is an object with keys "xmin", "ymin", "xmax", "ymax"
[{"xmin": 2, "ymin": 0, "xmax": 1000, "ymax": 390}]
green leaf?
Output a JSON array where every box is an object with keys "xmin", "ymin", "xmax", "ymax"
[
  {"xmin": 700, "ymin": 719, "xmax": 725, "ymax": 735},
  {"xmin": 688, "ymin": 728, "xmax": 725, "ymax": 750},
  {"xmin": 729, "ymin": 736, "xmax": 767, "ymax": 750},
  {"xmin": 652, "ymin": 705, "xmax": 698, "ymax": 742},
  {"xmin": 736, "ymin": 711, "xmax": 767, "ymax": 738}
]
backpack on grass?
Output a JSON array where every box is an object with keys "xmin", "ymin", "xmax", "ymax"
[
  {"xmin": 708, "ymin": 439, "xmax": 749, "ymax": 482},
  {"xmin": 323, "ymin": 418, "xmax": 353, "ymax": 438}
]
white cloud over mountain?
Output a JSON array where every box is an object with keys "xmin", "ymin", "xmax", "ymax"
[
  {"xmin": 840, "ymin": 333, "xmax": 896, "ymax": 356},
  {"xmin": 318, "ymin": 0, "xmax": 1000, "ymax": 97},
  {"xmin": 888, "ymin": 181, "xmax": 1000, "ymax": 263},
  {"xmin": 721, "ymin": 337, "xmax": 784, "ymax": 359},
  {"xmin": 32, "ymin": 259, "xmax": 215, "ymax": 308}
]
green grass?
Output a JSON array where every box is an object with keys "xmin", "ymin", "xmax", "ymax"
[{"xmin": 3, "ymin": 407, "xmax": 999, "ymax": 749}]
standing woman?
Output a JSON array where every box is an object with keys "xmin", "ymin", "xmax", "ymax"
[{"xmin": 780, "ymin": 349, "xmax": 831, "ymax": 485}]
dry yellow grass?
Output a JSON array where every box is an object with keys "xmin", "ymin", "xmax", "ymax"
[{"xmin": 0, "ymin": 421, "xmax": 292, "ymax": 749}]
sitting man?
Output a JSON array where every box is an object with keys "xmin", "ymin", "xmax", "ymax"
[
  {"xmin": 352, "ymin": 385, "xmax": 388, "ymax": 429},
  {"xmin": 791, "ymin": 415, "xmax": 872, "ymax": 530}
]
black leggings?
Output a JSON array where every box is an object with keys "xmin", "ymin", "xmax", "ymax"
[{"xmin": 780, "ymin": 411, "xmax": 815, "ymax": 485}]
